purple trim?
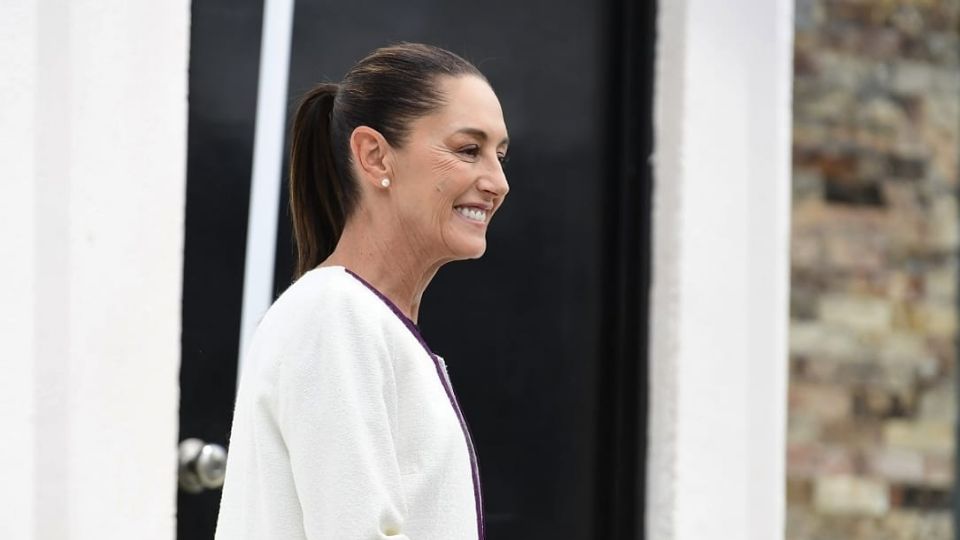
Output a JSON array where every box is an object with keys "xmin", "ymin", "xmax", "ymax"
[{"xmin": 343, "ymin": 268, "xmax": 486, "ymax": 540}]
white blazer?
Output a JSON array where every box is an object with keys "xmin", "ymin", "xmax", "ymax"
[{"xmin": 215, "ymin": 265, "xmax": 484, "ymax": 539}]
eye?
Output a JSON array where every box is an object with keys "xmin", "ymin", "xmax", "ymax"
[
  {"xmin": 498, "ymin": 153, "xmax": 510, "ymax": 165},
  {"xmin": 458, "ymin": 145, "xmax": 481, "ymax": 158}
]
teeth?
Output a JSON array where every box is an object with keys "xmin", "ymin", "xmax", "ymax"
[{"xmin": 455, "ymin": 206, "xmax": 487, "ymax": 222}]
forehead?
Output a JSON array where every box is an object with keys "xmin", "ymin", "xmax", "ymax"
[{"xmin": 414, "ymin": 75, "xmax": 508, "ymax": 141}]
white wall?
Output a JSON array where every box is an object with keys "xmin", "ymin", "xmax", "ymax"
[
  {"xmin": 647, "ymin": 0, "xmax": 794, "ymax": 539},
  {"xmin": 0, "ymin": 1, "xmax": 189, "ymax": 538}
]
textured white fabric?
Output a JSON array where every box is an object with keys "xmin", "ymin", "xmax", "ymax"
[{"xmin": 215, "ymin": 266, "xmax": 479, "ymax": 539}]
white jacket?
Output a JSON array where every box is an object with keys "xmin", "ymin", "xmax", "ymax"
[{"xmin": 215, "ymin": 265, "xmax": 484, "ymax": 539}]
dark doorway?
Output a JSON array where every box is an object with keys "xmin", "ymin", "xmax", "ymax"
[
  {"xmin": 178, "ymin": 0, "xmax": 654, "ymax": 538},
  {"xmin": 177, "ymin": 0, "xmax": 263, "ymax": 538}
]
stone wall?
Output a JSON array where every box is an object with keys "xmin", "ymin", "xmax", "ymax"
[{"xmin": 788, "ymin": 0, "xmax": 960, "ymax": 538}]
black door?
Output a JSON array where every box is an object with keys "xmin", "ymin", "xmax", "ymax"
[{"xmin": 178, "ymin": 1, "xmax": 654, "ymax": 538}]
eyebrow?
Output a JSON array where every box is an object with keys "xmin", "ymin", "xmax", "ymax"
[{"xmin": 454, "ymin": 127, "xmax": 510, "ymax": 148}]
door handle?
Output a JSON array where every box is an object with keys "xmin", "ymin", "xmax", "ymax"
[{"xmin": 178, "ymin": 438, "xmax": 227, "ymax": 493}]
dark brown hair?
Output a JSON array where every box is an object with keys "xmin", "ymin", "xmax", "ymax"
[{"xmin": 288, "ymin": 42, "xmax": 485, "ymax": 279}]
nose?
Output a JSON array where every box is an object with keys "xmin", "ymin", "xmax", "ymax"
[{"xmin": 478, "ymin": 162, "xmax": 509, "ymax": 199}]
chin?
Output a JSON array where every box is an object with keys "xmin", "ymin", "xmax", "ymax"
[
  {"xmin": 466, "ymin": 245, "xmax": 487, "ymax": 259},
  {"xmin": 448, "ymin": 238, "xmax": 487, "ymax": 261},
  {"xmin": 440, "ymin": 222, "xmax": 489, "ymax": 261}
]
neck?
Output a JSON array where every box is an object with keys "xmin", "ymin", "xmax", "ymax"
[{"xmin": 319, "ymin": 205, "xmax": 445, "ymax": 324}]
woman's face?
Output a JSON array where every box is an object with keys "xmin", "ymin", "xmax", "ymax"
[{"xmin": 389, "ymin": 75, "xmax": 510, "ymax": 263}]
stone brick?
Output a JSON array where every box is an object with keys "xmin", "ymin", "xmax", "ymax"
[
  {"xmin": 874, "ymin": 363, "xmax": 920, "ymax": 395},
  {"xmin": 881, "ymin": 185, "xmax": 922, "ymax": 219},
  {"xmin": 787, "ymin": 478, "xmax": 814, "ymax": 506},
  {"xmin": 823, "ymin": 232, "xmax": 887, "ymax": 271},
  {"xmin": 875, "ymin": 331, "xmax": 928, "ymax": 365},
  {"xmin": 882, "ymin": 510, "xmax": 952, "ymax": 540},
  {"xmin": 918, "ymin": 382, "xmax": 955, "ymax": 421},
  {"xmin": 927, "ymin": 196, "xmax": 960, "ymax": 251},
  {"xmin": 923, "ymin": 263, "xmax": 957, "ymax": 303},
  {"xmin": 858, "ymin": 96, "xmax": 908, "ymax": 133},
  {"xmin": 790, "ymin": 383, "xmax": 853, "ymax": 421},
  {"xmin": 820, "ymin": 417, "xmax": 884, "ymax": 447},
  {"xmin": 793, "ymin": 168, "xmax": 825, "ymax": 201},
  {"xmin": 853, "ymin": 385, "xmax": 915, "ymax": 418},
  {"xmin": 790, "ymin": 321, "xmax": 864, "ymax": 362},
  {"xmin": 864, "ymin": 447, "xmax": 925, "ymax": 483},
  {"xmin": 883, "ymin": 420, "xmax": 953, "ymax": 453},
  {"xmin": 813, "ymin": 475, "xmax": 890, "ymax": 516},
  {"xmin": 892, "ymin": 485, "xmax": 951, "ymax": 510},
  {"xmin": 788, "ymin": 443, "xmax": 857, "ymax": 478},
  {"xmin": 923, "ymin": 453, "xmax": 954, "ymax": 488},
  {"xmin": 819, "ymin": 294, "xmax": 894, "ymax": 333},
  {"xmin": 790, "ymin": 230, "xmax": 824, "ymax": 270},
  {"xmin": 886, "ymin": 271, "xmax": 921, "ymax": 302},
  {"xmin": 891, "ymin": 60, "xmax": 938, "ymax": 94},
  {"xmin": 791, "ymin": 284, "xmax": 821, "ymax": 320},
  {"xmin": 906, "ymin": 301, "xmax": 957, "ymax": 337},
  {"xmin": 785, "ymin": 505, "xmax": 821, "ymax": 540},
  {"xmin": 788, "ymin": 411, "xmax": 823, "ymax": 444}
]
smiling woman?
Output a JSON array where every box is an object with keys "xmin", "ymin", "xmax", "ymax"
[{"xmin": 214, "ymin": 43, "xmax": 508, "ymax": 540}]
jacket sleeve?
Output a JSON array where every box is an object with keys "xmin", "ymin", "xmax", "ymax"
[{"xmin": 275, "ymin": 303, "xmax": 410, "ymax": 539}]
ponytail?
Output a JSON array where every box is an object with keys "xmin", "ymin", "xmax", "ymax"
[{"xmin": 289, "ymin": 83, "xmax": 356, "ymax": 279}]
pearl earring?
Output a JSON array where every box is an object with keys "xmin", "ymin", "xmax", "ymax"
[{"xmin": 381, "ymin": 178, "xmax": 391, "ymax": 188}]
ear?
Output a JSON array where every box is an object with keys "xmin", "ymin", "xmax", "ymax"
[{"xmin": 349, "ymin": 126, "xmax": 393, "ymax": 188}]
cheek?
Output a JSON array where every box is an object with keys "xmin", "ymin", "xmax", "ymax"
[
  {"xmin": 429, "ymin": 154, "xmax": 461, "ymax": 191},
  {"xmin": 428, "ymin": 156, "xmax": 469, "ymax": 214}
]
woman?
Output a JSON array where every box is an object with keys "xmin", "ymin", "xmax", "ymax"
[{"xmin": 215, "ymin": 43, "xmax": 510, "ymax": 540}]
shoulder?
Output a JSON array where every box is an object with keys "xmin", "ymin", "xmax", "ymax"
[
  {"xmin": 274, "ymin": 266, "xmax": 362, "ymax": 313},
  {"xmin": 262, "ymin": 267, "xmax": 377, "ymax": 333},
  {"xmin": 246, "ymin": 266, "xmax": 399, "ymax": 366}
]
